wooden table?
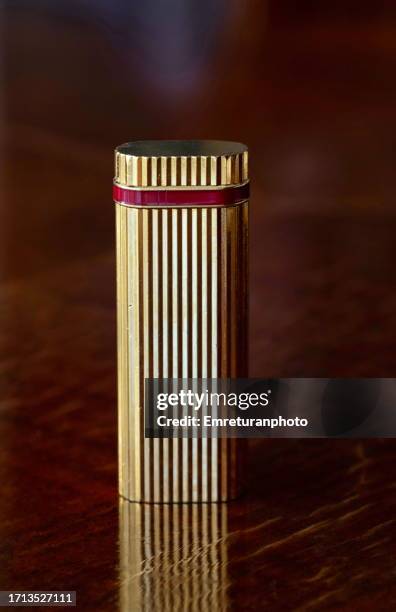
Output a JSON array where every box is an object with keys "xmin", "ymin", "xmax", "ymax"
[{"xmin": 2, "ymin": 2, "xmax": 396, "ymax": 609}]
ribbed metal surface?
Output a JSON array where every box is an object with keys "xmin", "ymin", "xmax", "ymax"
[
  {"xmin": 114, "ymin": 142, "xmax": 248, "ymax": 188},
  {"xmin": 116, "ymin": 202, "xmax": 248, "ymax": 502}
]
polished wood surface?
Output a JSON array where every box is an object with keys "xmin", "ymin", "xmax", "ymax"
[{"xmin": 2, "ymin": 2, "xmax": 396, "ymax": 610}]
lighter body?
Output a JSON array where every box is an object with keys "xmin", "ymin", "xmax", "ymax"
[{"xmin": 115, "ymin": 141, "xmax": 249, "ymax": 502}]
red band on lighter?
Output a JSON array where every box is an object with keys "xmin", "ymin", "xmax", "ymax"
[{"xmin": 113, "ymin": 183, "xmax": 249, "ymax": 207}]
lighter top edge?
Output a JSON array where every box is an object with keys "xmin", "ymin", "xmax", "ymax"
[{"xmin": 114, "ymin": 140, "xmax": 248, "ymax": 189}]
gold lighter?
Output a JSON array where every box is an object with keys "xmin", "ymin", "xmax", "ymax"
[{"xmin": 114, "ymin": 141, "xmax": 249, "ymax": 502}]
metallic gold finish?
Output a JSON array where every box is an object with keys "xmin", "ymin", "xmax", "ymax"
[
  {"xmin": 116, "ymin": 204, "xmax": 248, "ymax": 502},
  {"xmin": 114, "ymin": 140, "xmax": 248, "ymax": 188},
  {"xmin": 119, "ymin": 499, "xmax": 229, "ymax": 611},
  {"xmin": 115, "ymin": 141, "xmax": 249, "ymax": 503}
]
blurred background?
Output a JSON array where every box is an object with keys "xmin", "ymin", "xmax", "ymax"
[{"xmin": 3, "ymin": 0, "xmax": 396, "ymax": 375}]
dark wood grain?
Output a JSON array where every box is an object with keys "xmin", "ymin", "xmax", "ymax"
[{"xmin": 2, "ymin": 1, "xmax": 396, "ymax": 610}]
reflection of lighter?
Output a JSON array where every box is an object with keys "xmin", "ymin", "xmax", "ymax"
[
  {"xmin": 119, "ymin": 499, "xmax": 229, "ymax": 610},
  {"xmin": 114, "ymin": 141, "xmax": 249, "ymax": 502}
]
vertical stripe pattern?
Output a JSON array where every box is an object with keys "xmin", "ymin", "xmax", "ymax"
[
  {"xmin": 119, "ymin": 500, "xmax": 229, "ymax": 611},
  {"xmin": 116, "ymin": 202, "xmax": 249, "ymax": 502}
]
